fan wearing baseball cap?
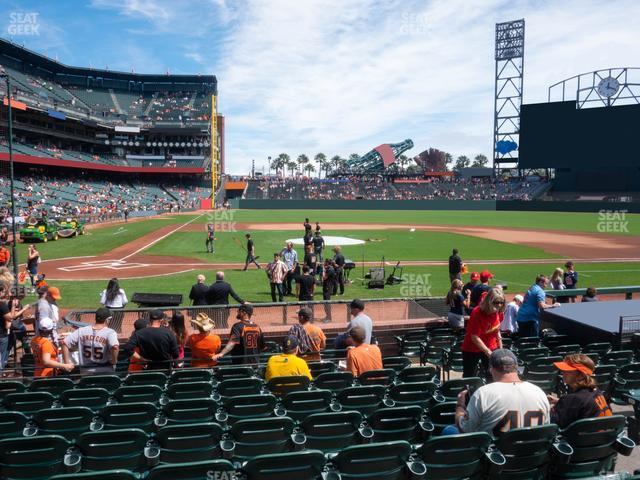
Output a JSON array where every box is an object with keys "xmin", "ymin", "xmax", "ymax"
[
  {"xmin": 549, "ymin": 354, "xmax": 612, "ymax": 428},
  {"xmin": 462, "ymin": 272, "xmax": 480, "ymax": 314},
  {"xmin": 469, "ymin": 270, "xmax": 493, "ymax": 309},
  {"xmin": 31, "ymin": 317, "xmax": 75, "ymax": 377},
  {"xmin": 265, "ymin": 335, "xmax": 312, "ymax": 381},
  {"xmin": 214, "ymin": 303, "xmax": 266, "ymax": 365}
]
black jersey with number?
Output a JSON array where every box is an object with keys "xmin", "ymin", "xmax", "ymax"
[{"xmin": 229, "ymin": 321, "xmax": 265, "ymax": 364}]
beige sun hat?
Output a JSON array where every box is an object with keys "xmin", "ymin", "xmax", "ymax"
[{"xmin": 191, "ymin": 312, "xmax": 214, "ymax": 332}]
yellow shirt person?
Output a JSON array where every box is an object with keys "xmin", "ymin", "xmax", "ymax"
[{"xmin": 265, "ymin": 335, "xmax": 312, "ymax": 381}]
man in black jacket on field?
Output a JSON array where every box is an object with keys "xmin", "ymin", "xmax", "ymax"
[
  {"xmin": 206, "ymin": 271, "xmax": 246, "ymax": 328},
  {"xmin": 449, "ymin": 248, "xmax": 462, "ymax": 282},
  {"xmin": 123, "ymin": 309, "xmax": 179, "ymax": 370},
  {"xmin": 189, "ymin": 274, "xmax": 209, "ymax": 306}
]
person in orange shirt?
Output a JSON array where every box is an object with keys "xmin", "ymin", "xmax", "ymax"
[
  {"xmin": 289, "ymin": 307, "xmax": 326, "ymax": 361},
  {"xmin": 0, "ymin": 243, "xmax": 10, "ymax": 268},
  {"xmin": 31, "ymin": 317, "xmax": 75, "ymax": 377},
  {"xmin": 346, "ymin": 326, "xmax": 382, "ymax": 377},
  {"xmin": 187, "ymin": 313, "xmax": 221, "ymax": 368}
]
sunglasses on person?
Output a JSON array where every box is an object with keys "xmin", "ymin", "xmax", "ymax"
[{"xmin": 492, "ymin": 300, "xmax": 505, "ymax": 306}]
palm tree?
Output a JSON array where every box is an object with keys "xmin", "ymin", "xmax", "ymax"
[
  {"xmin": 314, "ymin": 152, "xmax": 327, "ymax": 179},
  {"xmin": 397, "ymin": 154, "xmax": 409, "ymax": 171},
  {"xmin": 444, "ymin": 152, "xmax": 453, "ymax": 171},
  {"xmin": 304, "ymin": 163, "xmax": 316, "ymax": 177},
  {"xmin": 271, "ymin": 154, "xmax": 286, "ymax": 176},
  {"xmin": 279, "ymin": 153, "xmax": 291, "ymax": 177},
  {"xmin": 296, "ymin": 154, "xmax": 309, "ymax": 174},
  {"xmin": 330, "ymin": 155, "xmax": 342, "ymax": 173},
  {"xmin": 287, "ymin": 159, "xmax": 298, "ymax": 178}
]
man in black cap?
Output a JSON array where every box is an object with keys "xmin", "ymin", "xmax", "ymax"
[
  {"xmin": 122, "ymin": 309, "xmax": 180, "ymax": 370},
  {"xmin": 214, "ymin": 304, "xmax": 265, "ymax": 365},
  {"xmin": 452, "ymin": 349, "xmax": 550, "ymax": 435},
  {"xmin": 265, "ymin": 334, "xmax": 312, "ymax": 381}
]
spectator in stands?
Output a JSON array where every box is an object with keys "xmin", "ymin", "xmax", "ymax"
[
  {"xmin": 0, "ymin": 242, "xmax": 10, "ymax": 268},
  {"xmin": 100, "ymin": 278, "xmax": 128, "ymax": 308},
  {"xmin": 169, "ymin": 312, "xmax": 187, "ymax": 362},
  {"xmin": 452, "ymin": 349, "xmax": 550, "ymax": 435},
  {"xmin": 123, "ymin": 309, "xmax": 180, "ymax": 370},
  {"xmin": 288, "ymin": 307, "xmax": 326, "ymax": 361},
  {"xmin": 550, "ymin": 267, "xmax": 568, "ymax": 303},
  {"xmin": 62, "ymin": 307, "xmax": 119, "ymax": 374},
  {"xmin": 127, "ymin": 318, "xmax": 149, "ymax": 372},
  {"xmin": 582, "ymin": 287, "xmax": 599, "ymax": 302},
  {"xmin": 348, "ymin": 299, "xmax": 373, "ymax": 344},
  {"xmin": 448, "ymin": 248, "xmax": 463, "ymax": 282},
  {"xmin": 294, "ymin": 265, "xmax": 315, "ymax": 301},
  {"xmin": 31, "ymin": 317, "xmax": 75, "ymax": 377},
  {"xmin": 549, "ymin": 354, "xmax": 612, "ymax": 428},
  {"xmin": 266, "ymin": 253, "xmax": 288, "ymax": 302},
  {"xmin": 469, "ymin": 270, "xmax": 493, "ymax": 309},
  {"xmin": 1, "ymin": 282, "xmax": 31, "ymax": 372},
  {"xmin": 446, "ymin": 279, "xmax": 467, "ymax": 332},
  {"xmin": 26, "ymin": 245, "xmax": 40, "ymax": 287},
  {"xmin": 517, "ymin": 275, "xmax": 560, "ymax": 337},
  {"xmin": 332, "ymin": 246, "xmax": 346, "ymax": 295},
  {"xmin": 462, "ymin": 272, "xmax": 479, "ymax": 314},
  {"xmin": 206, "ymin": 271, "xmax": 245, "ymax": 329},
  {"xmin": 346, "ymin": 326, "xmax": 382, "ymax": 377},
  {"xmin": 563, "ymin": 261, "xmax": 579, "ymax": 303},
  {"xmin": 186, "ymin": 313, "xmax": 221, "ymax": 368},
  {"xmin": 280, "ymin": 242, "xmax": 299, "ymax": 297},
  {"xmin": 500, "ymin": 294, "xmax": 523, "ymax": 336},
  {"xmin": 265, "ymin": 335, "xmax": 312, "ymax": 381},
  {"xmin": 461, "ymin": 287, "xmax": 505, "ymax": 380},
  {"xmin": 37, "ymin": 286, "xmax": 61, "ymax": 344},
  {"xmin": 188, "ymin": 274, "xmax": 209, "ymax": 306},
  {"xmin": 214, "ymin": 304, "xmax": 266, "ymax": 365}
]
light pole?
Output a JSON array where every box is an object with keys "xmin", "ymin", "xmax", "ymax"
[{"xmin": 1, "ymin": 73, "xmax": 18, "ymax": 281}]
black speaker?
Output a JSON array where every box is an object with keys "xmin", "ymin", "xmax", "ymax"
[{"xmin": 368, "ymin": 268, "xmax": 385, "ymax": 289}]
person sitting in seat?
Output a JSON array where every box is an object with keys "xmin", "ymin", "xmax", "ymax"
[
  {"xmin": 346, "ymin": 326, "xmax": 382, "ymax": 377},
  {"xmin": 548, "ymin": 354, "xmax": 612, "ymax": 428},
  {"xmin": 265, "ymin": 335, "xmax": 312, "ymax": 381}
]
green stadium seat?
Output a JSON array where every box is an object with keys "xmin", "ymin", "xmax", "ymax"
[
  {"xmin": 59, "ymin": 388, "xmax": 110, "ymax": 411},
  {"xmin": 552, "ymin": 344, "xmax": 582, "ymax": 357},
  {"xmin": 227, "ymin": 417, "xmax": 296, "ymax": 461},
  {"xmin": 75, "ymin": 428, "xmax": 151, "ymax": 472},
  {"xmin": 241, "ymin": 450, "xmax": 326, "ymax": 480},
  {"xmin": 602, "ymin": 351, "xmax": 635, "ymax": 369},
  {"xmin": 300, "ymin": 411, "xmax": 364, "ymax": 453},
  {"xmin": 439, "ymin": 377, "xmax": 484, "ymax": 402},
  {"xmin": 593, "ymin": 364, "xmax": 617, "ymax": 397},
  {"xmin": 0, "ymin": 380, "xmax": 27, "ymax": 400},
  {"xmin": 124, "ymin": 371, "xmax": 167, "ymax": 387},
  {"xmin": 307, "ymin": 361, "xmax": 337, "ymax": 377},
  {"xmin": 541, "ymin": 335, "xmax": 571, "ymax": 349},
  {"xmin": 382, "ymin": 356, "xmax": 412, "ymax": 372},
  {"xmin": 50, "ymin": 470, "xmax": 138, "ymax": 480},
  {"xmin": 444, "ymin": 349, "xmax": 464, "ymax": 380},
  {"xmin": 367, "ymin": 405, "xmax": 433, "ymax": 443},
  {"xmin": 31, "ymin": 407, "xmax": 94, "ymax": 441},
  {"xmin": 0, "ymin": 411, "xmax": 29, "ymax": 439},
  {"xmin": 335, "ymin": 385, "xmax": 386, "ymax": 416},
  {"xmin": 518, "ymin": 347, "xmax": 551, "ymax": 365},
  {"xmin": 3, "ymin": 391, "xmax": 55, "ymax": 414},
  {"xmin": 217, "ymin": 378, "xmax": 264, "ymax": 398},
  {"xmin": 313, "ymin": 372, "xmax": 354, "ymax": 392},
  {"xmin": 221, "ymin": 394, "xmax": 277, "ymax": 424},
  {"xmin": 169, "ymin": 368, "xmax": 214, "ymax": 384},
  {"xmin": 156, "ymin": 422, "xmax": 224, "ymax": 463},
  {"xmin": 550, "ymin": 415, "xmax": 635, "ymax": 478},
  {"xmin": 611, "ymin": 363, "xmax": 640, "ymax": 404},
  {"xmin": 388, "ymin": 381, "xmax": 439, "ymax": 409},
  {"xmin": 493, "ymin": 424, "xmax": 565, "ymax": 479},
  {"xmin": 76, "ymin": 375, "xmax": 122, "ymax": 392},
  {"xmin": 145, "ymin": 460, "xmax": 236, "ymax": 480},
  {"xmin": 329, "ymin": 440, "xmax": 414, "ymax": 480},
  {"xmin": 515, "ymin": 337, "xmax": 541, "ymax": 351},
  {"xmin": 28, "ymin": 377, "xmax": 75, "ymax": 397},
  {"xmin": 583, "ymin": 342, "xmax": 613, "ymax": 356},
  {"xmin": 415, "ymin": 432, "xmax": 503, "ymax": 480},
  {"xmin": 525, "ymin": 370, "xmax": 559, "ymax": 394},
  {"xmin": 157, "ymin": 398, "xmax": 218, "ymax": 426},
  {"xmin": 526, "ymin": 356, "xmax": 563, "ymax": 373},
  {"xmin": 420, "ymin": 345, "xmax": 447, "ymax": 370},
  {"xmin": 428, "ymin": 401, "xmax": 458, "ymax": 434},
  {"xmin": 164, "ymin": 381, "xmax": 214, "ymax": 402},
  {"xmin": 280, "ymin": 389, "xmax": 333, "ymax": 422},
  {"xmin": 0, "ymin": 434, "xmax": 70, "ymax": 479},
  {"xmin": 357, "ymin": 369, "xmax": 396, "ymax": 387},
  {"xmin": 214, "ymin": 366, "xmax": 255, "ymax": 382},
  {"xmin": 397, "ymin": 365, "xmax": 439, "ymax": 384},
  {"xmin": 266, "ymin": 375, "xmax": 311, "ymax": 396},
  {"xmin": 113, "ymin": 385, "xmax": 164, "ymax": 404},
  {"xmin": 98, "ymin": 402, "xmax": 158, "ymax": 432}
]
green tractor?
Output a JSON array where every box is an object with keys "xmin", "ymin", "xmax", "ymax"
[
  {"xmin": 57, "ymin": 217, "xmax": 86, "ymax": 238},
  {"xmin": 19, "ymin": 217, "xmax": 60, "ymax": 243}
]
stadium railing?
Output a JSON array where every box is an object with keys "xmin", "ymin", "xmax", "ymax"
[{"xmin": 545, "ymin": 286, "xmax": 640, "ymax": 301}]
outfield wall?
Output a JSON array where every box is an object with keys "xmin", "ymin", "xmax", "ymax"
[{"xmin": 238, "ymin": 199, "xmax": 640, "ymax": 213}]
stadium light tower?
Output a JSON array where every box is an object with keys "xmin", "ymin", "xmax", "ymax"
[
  {"xmin": 493, "ymin": 19, "xmax": 525, "ymax": 177},
  {"xmin": 0, "ymin": 72, "xmax": 19, "ymax": 281}
]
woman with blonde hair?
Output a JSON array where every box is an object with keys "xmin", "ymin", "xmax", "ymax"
[
  {"xmin": 550, "ymin": 267, "xmax": 568, "ymax": 303},
  {"xmin": 446, "ymin": 279, "xmax": 467, "ymax": 331},
  {"xmin": 461, "ymin": 287, "xmax": 505, "ymax": 379}
]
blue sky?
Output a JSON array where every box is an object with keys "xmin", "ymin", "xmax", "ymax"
[{"xmin": 3, "ymin": 0, "xmax": 640, "ymax": 174}]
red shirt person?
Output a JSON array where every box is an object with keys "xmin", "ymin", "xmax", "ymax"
[{"xmin": 461, "ymin": 287, "xmax": 505, "ymax": 380}]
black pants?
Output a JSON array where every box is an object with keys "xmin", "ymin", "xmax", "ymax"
[
  {"xmin": 462, "ymin": 350, "xmax": 490, "ymax": 380},
  {"xmin": 244, "ymin": 254, "xmax": 261, "ymax": 270},
  {"xmin": 270, "ymin": 283, "xmax": 284, "ymax": 302},
  {"xmin": 517, "ymin": 321, "xmax": 539, "ymax": 338},
  {"xmin": 205, "ymin": 237, "xmax": 215, "ymax": 252},
  {"xmin": 333, "ymin": 270, "xmax": 345, "ymax": 295},
  {"xmin": 284, "ymin": 272, "xmax": 294, "ymax": 295},
  {"xmin": 322, "ymin": 286, "xmax": 332, "ymax": 321}
]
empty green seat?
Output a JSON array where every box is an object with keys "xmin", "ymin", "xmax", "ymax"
[
  {"xmin": 222, "ymin": 394, "xmax": 277, "ymax": 424},
  {"xmin": 28, "ymin": 377, "xmax": 75, "ymax": 397},
  {"xmin": 214, "ymin": 366, "xmax": 255, "ymax": 382},
  {"xmin": 307, "ymin": 361, "xmax": 337, "ymax": 377},
  {"xmin": 335, "ymin": 385, "xmax": 386, "ymax": 416},
  {"xmin": 280, "ymin": 389, "xmax": 333, "ymax": 421},
  {"xmin": 428, "ymin": 401, "xmax": 458, "ymax": 434},
  {"xmin": 50, "ymin": 470, "xmax": 138, "ymax": 480},
  {"xmin": 602, "ymin": 351, "xmax": 634, "ymax": 369},
  {"xmin": 526, "ymin": 356, "xmax": 563, "ymax": 373},
  {"xmin": 113, "ymin": 385, "xmax": 164, "ymax": 404},
  {"xmin": 124, "ymin": 371, "xmax": 167, "ymax": 387},
  {"xmin": 228, "ymin": 417, "xmax": 295, "ymax": 461},
  {"xmin": 0, "ymin": 434, "xmax": 70, "ymax": 479},
  {"xmin": 77, "ymin": 375, "xmax": 122, "ymax": 392},
  {"xmin": 612, "ymin": 363, "xmax": 640, "ymax": 404},
  {"xmin": 525, "ymin": 371, "xmax": 559, "ymax": 394},
  {"xmin": 242, "ymin": 450, "xmax": 326, "ymax": 480},
  {"xmin": 158, "ymin": 398, "xmax": 219, "ymax": 425},
  {"xmin": 330, "ymin": 440, "xmax": 414, "ymax": 480},
  {"xmin": 217, "ymin": 378, "xmax": 263, "ymax": 398},
  {"xmin": 582, "ymin": 342, "xmax": 612, "ymax": 356},
  {"xmin": 169, "ymin": 368, "xmax": 214, "ymax": 384},
  {"xmin": 382, "ymin": 356, "xmax": 412, "ymax": 372},
  {"xmin": 0, "ymin": 380, "xmax": 27, "ymax": 400},
  {"xmin": 75, "ymin": 428, "xmax": 150, "ymax": 472},
  {"xmin": 99, "ymin": 402, "xmax": 158, "ymax": 432},
  {"xmin": 59, "ymin": 388, "xmax": 110, "ymax": 411},
  {"xmin": 0, "ymin": 411, "xmax": 28, "ymax": 439},
  {"xmin": 266, "ymin": 375, "xmax": 311, "ymax": 396},
  {"xmin": 3, "ymin": 391, "xmax": 55, "ymax": 414},
  {"xmin": 313, "ymin": 372, "xmax": 354, "ymax": 392},
  {"xmin": 146, "ymin": 459, "xmax": 236, "ymax": 480},
  {"xmin": 397, "ymin": 365, "xmax": 438, "ymax": 383},
  {"xmin": 388, "ymin": 381, "xmax": 439, "ymax": 409},
  {"xmin": 156, "ymin": 422, "xmax": 224, "ymax": 463},
  {"xmin": 164, "ymin": 381, "xmax": 214, "ymax": 401},
  {"xmin": 368, "ymin": 406, "xmax": 432, "ymax": 443},
  {"xmin": 31, "ymin": 407, "xmax": 94, "ymax": 441},
  {"xmin": 358, "ymin": 368, "xmax": 396, "ymax": 387},
  {"xmin": 593, "ymin": 364, "xmax": 617, "ymax": 396},
  {"xmin": 301, "ymin": 411, "xmax": 364, "ymax": 452},
  {"xmin": 439, "ymin": 377, "xmax": 484, "ymax": 402}
]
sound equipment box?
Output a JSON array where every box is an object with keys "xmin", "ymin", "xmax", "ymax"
[
  {"xmin": 131, "ymin": 292, "xmax": 183, "ymax": 308},
  {"xmin": 367, "ymin": 268, "xmax": 385, "ymax": 289}
]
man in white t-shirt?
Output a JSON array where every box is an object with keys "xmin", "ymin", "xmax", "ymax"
[
  {"xmin": 455, "ymin": 349, "xmax": 550, "ymax": 436},
  {"xmin": 347, "ymin": 299, "xmax": 372, "ymax": 345},
  {"xmin": 62, "ymin": 307, "xmax": 119, "ymax": 374},
  {"xmin": 500, "ymin": 294, "xmax": 523, "ymax": 334}
]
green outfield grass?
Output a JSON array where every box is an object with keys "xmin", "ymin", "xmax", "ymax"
[
  {"xmin": 144, "ymin": 229, "xmax": 559, "ymax": 262},
  {"xmin": 47, "ymin": 261, "xmax": 640, "ymax": 310}
]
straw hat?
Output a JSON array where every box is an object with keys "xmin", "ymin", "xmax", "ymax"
[{"xmin": 191, "ymin": 312, "xmax": 214, "ymax": 332}]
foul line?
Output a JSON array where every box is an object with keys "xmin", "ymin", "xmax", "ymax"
[{"xmin": 119, "ymin": 213, "xmax": 205, "ymax": 262}]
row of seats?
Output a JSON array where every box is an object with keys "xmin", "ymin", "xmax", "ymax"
[{"xmin": 0, "ymin": 415, "xmax": 634, "ymax": 479}]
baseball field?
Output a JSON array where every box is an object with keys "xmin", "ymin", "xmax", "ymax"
[{"xmin": 13, "ymin": 209, "xmax": 640, "ymax": 311}]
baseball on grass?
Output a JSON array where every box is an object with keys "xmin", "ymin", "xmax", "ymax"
[{"xmin": 409, "ymin": 228, "xmax": 416, "ymax": 232}]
